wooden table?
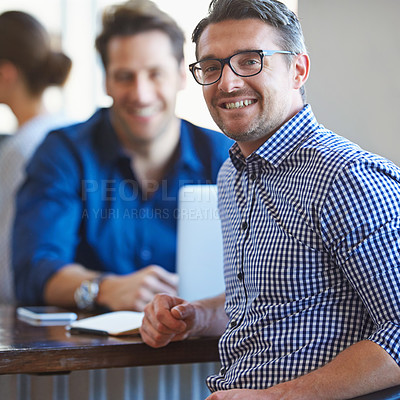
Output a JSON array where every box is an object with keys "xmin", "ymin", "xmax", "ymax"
[
  {"xmin": 0, "ymin": 306, "xmax": 220, "ymax": 375},
  {"xmin": 1, "ymin": 306, "xmax": 400, "ymax": 399}
]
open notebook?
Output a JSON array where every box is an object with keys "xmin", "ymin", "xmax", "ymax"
[
  {"xmin": 68, "ymin": 311, "xmax": 144, "ymax": 336},
  {"xmin": 176, "ymin": 184, "xmax": 225, "ymax": 302}
]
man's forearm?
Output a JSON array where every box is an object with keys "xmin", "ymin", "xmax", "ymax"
[
  {"xmin": 269, "ymin": 340, "xmax": 400, "ymax": 399},
  {"xmin": 44, "ymin": 263, "xmax": 99, "ymax": 307},
  {"xmin": 191, "ymin": 293, "xmax": 228, "ymax": 337}
]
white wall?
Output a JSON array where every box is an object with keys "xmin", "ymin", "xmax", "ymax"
[{"xmin": 299, "ymin": 0, "xmax": 400, "ymax": 166}]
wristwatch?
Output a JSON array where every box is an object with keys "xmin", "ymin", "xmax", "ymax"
[{"xmin": 74, "ymin": 275, "xmax": 107, "ymax": 311}]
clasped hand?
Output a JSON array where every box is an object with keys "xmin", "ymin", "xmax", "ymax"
[
  {"xmin": 97, "ymin": 265, "xmax": 178, "ymax": 312},
  {"xmin": 139, "ymin": 293, "xmax": 198, "ymax": 347}
]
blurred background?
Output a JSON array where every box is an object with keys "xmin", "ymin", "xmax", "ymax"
[{"xmin": 1, "ymin": 0, "xmax": 399, "ymax": 165}]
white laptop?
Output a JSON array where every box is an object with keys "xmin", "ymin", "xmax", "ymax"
[{"xmin": 176, "ymin": 184, "xmax": 225, "ymax": 302}]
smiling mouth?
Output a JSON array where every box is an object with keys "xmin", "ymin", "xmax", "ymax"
[
  {"xmin": 223, "ymin": 99, "xmax": 256, "ymax": 109},
  {"xmin": 128, "ymin": 106, "xmax": 160, "ymax": 117}
]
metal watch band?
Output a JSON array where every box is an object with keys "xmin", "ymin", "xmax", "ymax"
[{"xmin": 74, "ymin": 274, "xmax": 107, "ymax": 311}]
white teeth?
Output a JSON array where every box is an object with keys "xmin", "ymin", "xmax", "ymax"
[
  {"xmin": 132, "ymin": 107, "xmax": 158, "ymax": 117},
  {"xmin": 225, "ymin": 99, "xmax": 254, "ymax": 109}
]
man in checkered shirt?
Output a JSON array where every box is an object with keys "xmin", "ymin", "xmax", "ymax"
[{"xmin": 140, "ymin": 0, "xmax": 400, "ymax": 398}]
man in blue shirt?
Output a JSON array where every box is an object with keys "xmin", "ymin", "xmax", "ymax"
[
  {"xmin": 13, "ymin": 0, "xmax": 232, "ymax": 312},
  {"xmin": 140, "ymin": 0, "xmax": 400, "ymax": 398}
]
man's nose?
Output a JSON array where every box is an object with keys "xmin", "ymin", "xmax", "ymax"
[
  {"xmin": 217, "ymin": 64, "xmax": 244, "ymax": 93},
  {"xmin": 130, "ymin": 75, "xmax": 155, "ymax": 102}
]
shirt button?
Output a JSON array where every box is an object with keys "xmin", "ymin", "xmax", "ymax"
[
  {"xmin": 220, "ymin": 367, "xmax": 226, "ymax": 376},
  {"xmin": 230, "ymin": 320, "xmax": 237, "ymax": 329},
  {"xmin": 140, "ymin": 249, "xmax": 152, "ymax": 261},
  {"xmin": 237, "ymin": 272, "xmax": 243, "ymax": 281},
  {"xmin": 241, "ymin": 221, "xmax": 248, "ymax": 231},
  {"xmin": 250, "ymin": 173, "xmax": 256, "ymax": 181}
]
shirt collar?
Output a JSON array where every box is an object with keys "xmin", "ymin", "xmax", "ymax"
[
  {"xmin": 174, "ymin": 119, "xmax": 205, "ymax": 173},
  {"xmin": 229, "ymin": 104, "xmax": 319, "ymax": 170},
  {"xmin": 94, "ymin": 108, "xmax": 126, "ymax": 163},
  {"xmin": 96, "ymin": 112, "xmax": 203, "ymax": 173}
]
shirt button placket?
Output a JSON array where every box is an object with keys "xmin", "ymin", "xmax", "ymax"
[{"xmin": 237, "ymin": 221, "xmax": 248, "ymax": 282}]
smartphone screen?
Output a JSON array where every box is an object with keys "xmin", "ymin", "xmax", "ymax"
[{"xmin": 17, "ymin": 306, "xmax": 78, "ymax": 322}]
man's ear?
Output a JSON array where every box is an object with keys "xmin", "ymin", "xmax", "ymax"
[
  {"xmin": 178, "ymin": 59, "xmax": 187, "ymax": 91},
  {"xmin": 292, "ymin": 53, "xmax": 310, "ymax": 90},
  {"xmin": 0, "ymin": 61, "xmax": 19, "ymax": 84},
  {"xmin": 104, "ymin": 69, "xmax": 112, "ymax": 97}
]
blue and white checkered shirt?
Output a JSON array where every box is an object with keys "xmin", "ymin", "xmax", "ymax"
[{"xmin": 207, "ymin": 105, "xmax": 400, "ymax": 391}]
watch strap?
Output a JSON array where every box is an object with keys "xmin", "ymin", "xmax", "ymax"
[{"xmin": 74, "ymin": 274, "xmax": 107, "ymax": 310}]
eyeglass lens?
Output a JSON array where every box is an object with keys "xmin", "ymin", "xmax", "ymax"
[{"xmin": 194, "ymin": 51, "xmax": 263, "ymax": 85}]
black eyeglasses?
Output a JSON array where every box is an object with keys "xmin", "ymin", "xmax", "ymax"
[{"xmin": 189, "ymin": 49, "xmax": 296, "ymax": 86}]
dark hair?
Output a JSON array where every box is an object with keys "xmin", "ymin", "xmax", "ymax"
[
  {"xmin": 95, "ymin": 0, "xmax": 185, "ymax": 69},
  {"xmin": 0, "ymin": 11, "xmax": 72, "ymax": 96},
  {"xmin": 192, "ymin": 0, "xmax": 306, "ymax": 55}
]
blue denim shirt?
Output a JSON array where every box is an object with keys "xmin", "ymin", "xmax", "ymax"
[{"xmin": 13, "ymin": 108, "xmax": 232, "ymax": 304}]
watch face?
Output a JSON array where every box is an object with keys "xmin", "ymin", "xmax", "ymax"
[{"xmin": 74, "ymin": 280, "xmax": 100, "ymax": 310}]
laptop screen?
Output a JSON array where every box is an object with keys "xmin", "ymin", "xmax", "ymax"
[{"xmin": 176, "ymin": 184, "xmax": 225, "ymax": 302}]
